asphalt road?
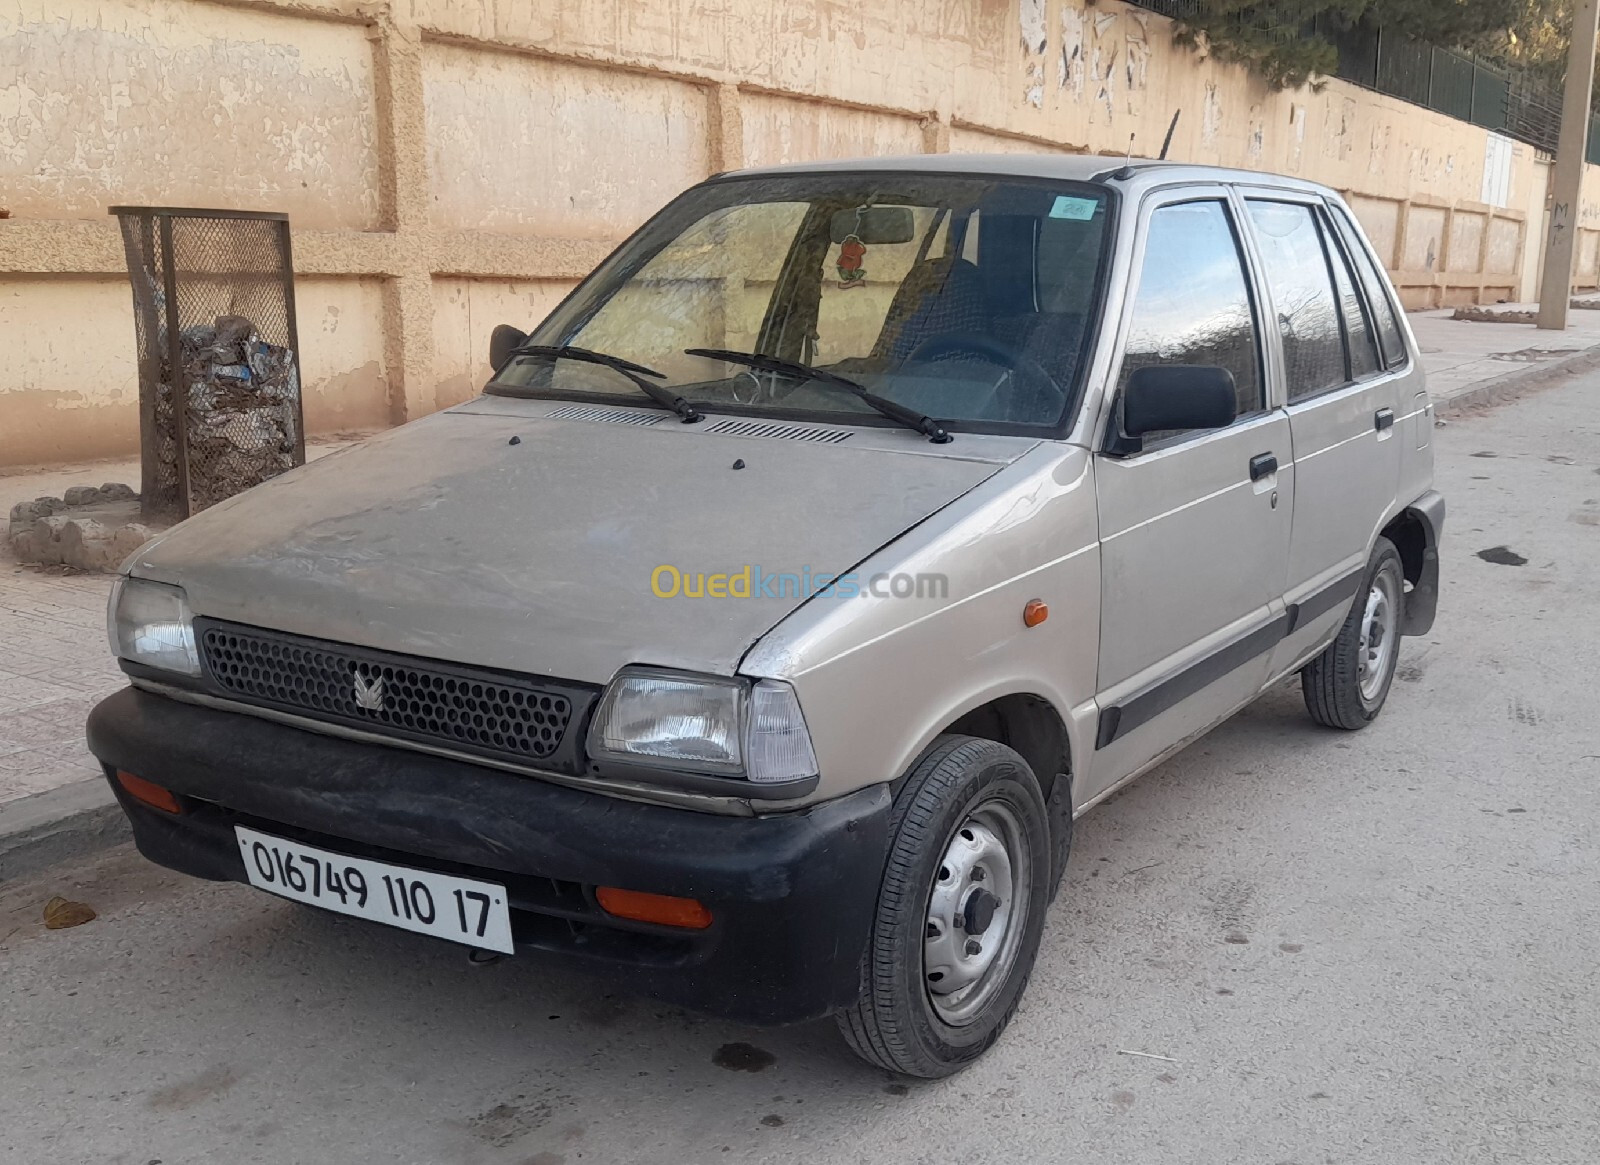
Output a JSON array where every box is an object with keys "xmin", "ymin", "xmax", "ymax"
[{"xmin": 5, "ymin": 375, "xmax": 1600, "ymax": 1165}]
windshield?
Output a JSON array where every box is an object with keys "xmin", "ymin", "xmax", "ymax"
[{"xmin": 488, "ymin": 173, "xmax": 1111, "ymax": 433}]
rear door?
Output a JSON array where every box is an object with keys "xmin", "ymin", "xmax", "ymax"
[
  {"xmin": 1238, "ymin": 192, "xmax": 1406, "ymax": 679},
  {"xmin": 1087, "ymin": 190, "xmax": 1293, "ymax": 803},
  {"xmin": 1327, "ymin": 202, "xmax": 1433, "ymax": 510}
]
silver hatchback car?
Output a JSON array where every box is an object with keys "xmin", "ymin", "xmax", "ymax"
[{"xmin": 90, "ymin": 156, "xmax": 1442, "ymax": 1077}]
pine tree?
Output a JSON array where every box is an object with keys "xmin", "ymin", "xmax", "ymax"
[{"xmin": 1176, "ymin": 0, "xmax": 1524, "ymax": 88}]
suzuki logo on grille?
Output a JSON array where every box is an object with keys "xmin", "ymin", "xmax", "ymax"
[{"xmin": 352, "ymin": 671, "xmax": 385, "ymax": 712}]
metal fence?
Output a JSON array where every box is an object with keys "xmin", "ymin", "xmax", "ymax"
[
  {"xmin": 1127, "ymin": 3, "xmax": 1590, "ymax": 163},
  {"xmin": 1330, "ymin": 30, "xmax": 1544, "ymax": 149}
]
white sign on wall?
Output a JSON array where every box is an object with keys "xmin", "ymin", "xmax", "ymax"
[{"xmin": 1482, "ymin": 133, "xmax": 1515, "ymax": 208}]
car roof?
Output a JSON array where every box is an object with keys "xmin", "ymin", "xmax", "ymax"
[{"xmin": 722, "ymin": 153, "xmax": 1340, "ymax": 200}]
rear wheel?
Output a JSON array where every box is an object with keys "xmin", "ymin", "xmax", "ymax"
[
  {"xmin": 837, "ymin": 735, "xmax": 1052, "ymax": 1078},
  {"xmin": 1302, "ymin": 536, "xmax": 1404, "ymax": 729}
]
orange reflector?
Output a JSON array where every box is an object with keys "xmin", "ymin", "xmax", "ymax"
[
  {"xmin": 116, "ymin": 770, "xmax": 182, "ymax": 814},
  {"xmin": 596, "ymin": 886, "xmax": 713, "ymax": 930},
  {"xmin": 1022, "ymin": 599, "xmax": 1049, "ymax": 628}
]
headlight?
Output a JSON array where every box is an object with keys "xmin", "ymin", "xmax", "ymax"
[
  {"xmin": 587, "ymin": 668, "xmax": 818, "ymax": 785},
  {"xmin": 107, "ymin": 577, "xmax": 200, "ymax": 676}
]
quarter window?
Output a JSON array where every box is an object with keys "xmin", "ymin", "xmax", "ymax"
[
  {"xmin": 1119, "ymin": 200, "xmax": 1263, "ymax": 427},
  {"xmin": 1246, "ymin": 200, "xmax": 1346, "ymax": 400},
  {"xmin": 1329, "ymin": 205, "xmax": 1407, "ymax": 368}
]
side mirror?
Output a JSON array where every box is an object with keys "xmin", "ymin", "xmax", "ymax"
[
  {"xmin": 1121, "ymin": 365, "xmax": 1237, "ymax": 439},
  {"xmin": 489, "ymin": 324, "xmax": 528, "ymax": 373}
]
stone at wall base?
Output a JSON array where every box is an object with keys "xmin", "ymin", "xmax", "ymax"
[{"xmin": 6, "ymin": 484, "xmax": 165, "ymax": 571}]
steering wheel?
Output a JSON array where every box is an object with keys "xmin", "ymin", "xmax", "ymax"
[{"xmin": 904, "ymin": 333, "xmax": 1068, "ymax": 417}]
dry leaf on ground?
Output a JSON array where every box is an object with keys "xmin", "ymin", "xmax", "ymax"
[{"xmin": 42, "ymin": 897, "xmax": 96, "ymax": 929}]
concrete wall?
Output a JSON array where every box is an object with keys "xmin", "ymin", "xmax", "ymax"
[{"xmin": 3, "ymin": 0, "xmax": 1599, "ymax": 466}]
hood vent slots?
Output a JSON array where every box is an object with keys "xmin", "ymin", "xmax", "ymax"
[
  {"xmin": 704, "ymin": 419, "xmax": 851, "ymax": 444},
  {"xmin": 544, "ymin": 406, "xmax": 851, "ymax": 443},
  {"xmin": 545, "ymin": 404, "xmax": 666, "ymax": 426}
]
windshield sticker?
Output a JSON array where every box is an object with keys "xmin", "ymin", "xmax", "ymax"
[
  {"xmin": 836, "ymin": 234, "xmax": 867, "ymax": 289},
  {"xmin": 1049, "ymin": 195, "xmax": 1099, "ymax": 221}
]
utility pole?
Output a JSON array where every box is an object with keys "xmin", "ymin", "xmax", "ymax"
[{"xmin": 1538, "ymin": 0, "xmax": 1600, "ymax": 330}]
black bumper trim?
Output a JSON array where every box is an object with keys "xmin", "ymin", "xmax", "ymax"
[
  {"xmin": 87, "ymin": 687, "xmax": 890, "ymax": 1025},
  {"xmin": 1096, "ymin": 611, "xmax": 1289, "ymax": 749},
  {"xmin": 1286, "ymin": 567, "xmax": 1363, "ymax": 634},
  {"xmin": 1096, "ymin": 562, "xmax": 1371, "ymax": 752}
]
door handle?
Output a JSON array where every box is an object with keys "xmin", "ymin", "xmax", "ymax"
[
  {"xmin": 1374, "ymin": 407, "xmax": 1395, "ymax": 432},
  {"xmin": 1249, "ymin": 453, "xmax": 1278, "ymax": 482}
]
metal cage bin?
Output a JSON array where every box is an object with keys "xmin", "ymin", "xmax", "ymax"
[{"xmin": 112, "ymin": 206, "xmax": 306, "ymax": 520}]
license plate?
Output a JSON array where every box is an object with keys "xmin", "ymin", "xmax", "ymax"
[{"xmin": 234, "ymin": 826, "xmax": 515, "ymax": 954}]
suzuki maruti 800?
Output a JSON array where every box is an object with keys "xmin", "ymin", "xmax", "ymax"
[{"xmin": 90, "ymin": 156, "xmax": 1442, "ymax": 1077}]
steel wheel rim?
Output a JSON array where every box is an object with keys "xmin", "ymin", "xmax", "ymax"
[
  {"xmin": 1358, "ymin": 566, "xmax": 1400, "ymax": 703},
  {"xmin": 923, "ymin": 800, "xmax": 1032, "ymax": 1027}
]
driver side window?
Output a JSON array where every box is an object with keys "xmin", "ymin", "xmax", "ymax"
[{"xmin": 1118, "ymin": 200, "xmax": 1264, "ymax": 435}]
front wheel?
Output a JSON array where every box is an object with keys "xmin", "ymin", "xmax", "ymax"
[
  {"xmin": 1302, "ymin": 536, "xmax": 1404, "ymax": 729},
  {"xmin": 836, "ymin": 735, "xmax": 1053, "ymax": 1078}
]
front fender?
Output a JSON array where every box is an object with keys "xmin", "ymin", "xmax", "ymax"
[{"xmin": 741, "ymin": 445, "xmax": 1101, "ymax": 807}]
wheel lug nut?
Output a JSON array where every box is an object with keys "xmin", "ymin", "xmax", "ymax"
[
  {"xmin": 965, "ymin": 939, "xmax": 982, "ymax": 956},
  {"xmin": 971, "ymin": 867, "xmax": 985, "ymax": 882}
]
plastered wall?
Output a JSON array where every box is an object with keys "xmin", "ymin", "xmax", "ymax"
[{"xmin": 3, "ymin": 0, "xmax": 1597, "ymax": 466}]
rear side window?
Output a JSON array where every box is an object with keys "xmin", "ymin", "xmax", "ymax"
[
  {"xmin": 1245, "ymin": 200, "xmax": 1345, "ymax": 400},
  {"xmin": 1328, "ymin": 205, "xmax": 1407, "ymax": 368},
  {"xmin": 1119, "ymin": 200, "xmax": 1263, "ymax": 424},
  {"xmin": 1323, "ymin": 210, "xmax": 1381, "ymax": 379}
]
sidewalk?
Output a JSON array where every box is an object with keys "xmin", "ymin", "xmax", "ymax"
[
  {"xmin": 0, "ymin": 544, "xmax": 128, "ymax": 879},
  {"xmin": 5, "ymin": 310, "xmax": 1600, "ymax": 876},
  {"xmin": 0, "ymin": 566, "xmax": 124, "ymax": 804},
  {"xmin": 1411, "ymin": 303, "xmax": 1600, "ymax": 410},
  {"xmin": 0, "ymin": 451, "xmax": 145, "ymax": 810}
]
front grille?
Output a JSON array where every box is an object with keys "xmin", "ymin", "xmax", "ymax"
[{"xmin": 195, "ymin": 619, "xmax": 596, "ymax": 772}]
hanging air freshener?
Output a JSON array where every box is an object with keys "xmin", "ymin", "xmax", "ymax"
[{"xmin": 836, "ymin": 234, "xmax": 867, "ymax": 289}]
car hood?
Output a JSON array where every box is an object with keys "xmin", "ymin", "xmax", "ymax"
[{"xmin": 129, "ymin": 401, "xmax": 1024, "ymax": 684}]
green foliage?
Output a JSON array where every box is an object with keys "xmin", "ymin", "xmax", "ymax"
[
  {"xmin": 1175, "ymin": 0, "xmax": 1525, "ymax": 89},
  {"xmin": 1500, "ymin": 0, "xmax": 1575, "ymax": 81}
]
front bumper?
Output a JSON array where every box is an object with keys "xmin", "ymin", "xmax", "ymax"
[{"xmin": 86, "ymin": 687, "xmax": 890, "ymax": 1025}]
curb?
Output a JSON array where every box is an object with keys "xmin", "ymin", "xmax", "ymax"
[
  {"xmin": 1433, "ymin": 344, "xmax": 1600, "ymax": 419},
  {"xmin": 0, "ymin": 778, "xmax": 129, "ymax": 884}
]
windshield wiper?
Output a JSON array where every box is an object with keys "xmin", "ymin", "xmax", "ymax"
[
  {"xmin": 511, "ymin": 345, "xmax": 702, "ymax": 423},
  {"xmin": 685, "ymin": 348, "xmax": 950, "ymax": 443}
]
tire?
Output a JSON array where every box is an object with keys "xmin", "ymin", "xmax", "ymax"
[
  {"xmin": 837, "ymin": 735, "xmax": 1053, "ymax": 1078},
  {"xmin": 1302, "ymin": 536, "xmax": 1405, "ymax": 730}
]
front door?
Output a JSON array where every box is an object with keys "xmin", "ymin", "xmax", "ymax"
[{"xmin": 1086, "ymin": 192, "xmax": 1293, "ymax": 805}]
